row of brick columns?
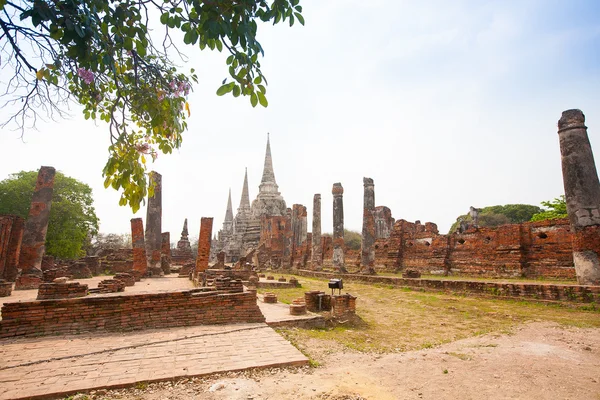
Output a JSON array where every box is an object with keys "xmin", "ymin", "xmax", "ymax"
[{"xmin": 1, "ymin": 109, "xmax": 599, "ymax": 286}]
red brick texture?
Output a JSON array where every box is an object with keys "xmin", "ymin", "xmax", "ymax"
[
  {"xmin": 130, "ymin": 218, "xmax": 147, "ymax": 277},
  {"xmin": 0, "ymin": 289, "xmax": 265, "ymax": 338},
  {"xmin": 0, "ymin": 215, "xmax": 24, "ymax": 281},
  {"xmin": 195, "ymin": 218, "xmax": 213, "ymax": 279},
  {"xmin": 36, "ymin": 282, "xmax": 88, "ymax": 300},
  {"xmin": 373, "ymin": 218, "xmax": 576, "ymax": 279}
]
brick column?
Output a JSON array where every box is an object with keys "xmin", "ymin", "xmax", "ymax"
[
  {"xmin": 161, "ymin": 232, "xmax": 171, "ymax": 275},
  {"xmin": 15, "ymin": 166, "xmax": 56, "ymax": 290},
  {"xmin": 195, "ymin": 217, "xmax": 213, "ymax": 281},
  {"xmin": 145, "ymin": 171, "xmax": 163, "ymax": 276},
  {"xmin": 311, "ymin": 194, "xmax": 322, "ymax": 270},
  {"xmin": 558, "ymin": 109, "xmax": 600, "ymax": 285},
  {"xmin": 0, "ymin": 216, "xmax": 24, "ymax": 281},
  {"xmin": 131, "ymin": 218, "xmax": 147, "ymax": 280},
  {"xmin": 361, "ymin": 177, "xmax": 376, "ymax": 274},
  {"xmin": 332, "ymin": 183, "xmax": 346, "ymax": 273}
]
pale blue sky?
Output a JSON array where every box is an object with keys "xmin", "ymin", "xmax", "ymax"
[{"xmin": 1, "ymin": 0, "xmax": 599, "ymax": 240}]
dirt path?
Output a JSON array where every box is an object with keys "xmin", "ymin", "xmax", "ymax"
[{"xmin": 88, "ymin": 322, "xmax": 600, "ymax": 400}]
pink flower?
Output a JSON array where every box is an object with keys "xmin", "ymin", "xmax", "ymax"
[{"xmin": 77, "ymin": 68, "xmax": 94, "ymax": 85}]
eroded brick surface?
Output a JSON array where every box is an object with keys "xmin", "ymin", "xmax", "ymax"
[
  {"xmin": 195, "ymin": 217, "xmax": 213, "ymax": 279},
  {"xmin": 0, "ymin": 215, "xmax": 24, "ymax": 282}
]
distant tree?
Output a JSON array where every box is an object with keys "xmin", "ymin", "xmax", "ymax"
[
  {"xmin": 0, "ymin": 171, "xmax": 99, "ymax": 259},
  {"xmin": 530, "ymin": 195, "xmax": 568, "ymax": 222},
  {"xmin": 344, "ymin": 229, "xmax": 362, "ymax": 251},
  {"xmin": 1, "ymin": 0, "xmax": 304, "ymax": 212},
  {"xmin": 88, "ymin": 233, "xmax": 131, "ymax": 255},
  {"xmin": 449, "ymin": 204, "xmax": 543, "ymax": 233}
]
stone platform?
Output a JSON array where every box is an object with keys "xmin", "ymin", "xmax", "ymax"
[
  {"xmin": 258, "ymin": 296, "xmax": 326, "ymax": 328},
  {"xmin": 0, "ymin": 323, "xmax": 307, "ymax": 400}
]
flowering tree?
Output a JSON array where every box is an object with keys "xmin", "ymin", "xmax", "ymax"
[{"xmin": 0, "ymin": 0, "xmax": 304, "ymax": 212}]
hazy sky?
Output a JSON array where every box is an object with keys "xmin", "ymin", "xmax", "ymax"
[{"xmin": 1, "ymin": 0, "xmax": 600, "ymax": 242}]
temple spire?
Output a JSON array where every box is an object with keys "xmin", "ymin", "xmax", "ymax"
[
  {"xmin": 239, "ymin": 168, "xmax": 250, "ymax": 210},
  {"xmin": 258, "ymin": 134, "xmax": 280, "ymax": 195},
  {"xmin": 181, "ymin": 218, "xmax": 189, "ymax": 240},
  {"xmin": 225, "ymin": 188, "xmax": 233, "ymax": 222},
  {"xmin": 261, "ymin": 133, "xmax": 276, "ymax": 185}
]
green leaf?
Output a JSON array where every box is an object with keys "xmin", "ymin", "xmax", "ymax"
[
  {"xmin": 216, "ymin": 84, "xmax": 232, "ymax": 96},
  {"xmin": 295, "ymin": 13, "xmax": 305, "ymax": 26},
  {"xmin": 160, "ymin": 12, "xmax": 169, "ymax": 24},
  {"xmin": 250, "ymin": 92, "xmax": 258, "ymax": 107},
  {"xmin": 257, "ymin": 92, "xmax": 268, "ymax": 107},
  {"xmin": 233, "ymin": 85, "xmax": 240, "ymax": 97}
]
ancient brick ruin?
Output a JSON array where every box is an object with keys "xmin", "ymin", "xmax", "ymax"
[
  {"xmin": 194, "ymin": 217, "xmax": 213, "ymax": 281},
  {"xmin": 130, "ymin": 217, "xmax": 147, "ymax": 279},
  {"xmin": 0, "ymin": 215, "xmax": 24, "ymax": 282},
  {"xmin": 558, "ymin": 109, "xmax": 600, "ymax": 285},
  {"xmin": 15, "ymin": 166, "xmax": 56, "ymax": 289},
  {"xmin": 172, "ymin": 218, "xmax": 194, "ymax": 265},
  {"xmin": 145, "ymin": 171, "xmax": 163, "ymax": 276}
]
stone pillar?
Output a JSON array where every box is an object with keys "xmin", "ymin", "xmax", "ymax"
[
  {"xmin": 161, "ymin": 232, "xmax": 171, "ymax": 275},
  {"xmin": 195, "ymin": 217, "xmax": 213, "ymax": 281},
  {"xmin": 361, "ymin": 177, "xmax": 376, "ymax": 274},
  {"xmin": 332, "ymin": 183, "xmax": 346, "ymax": 273},
  {"xmin": 131, "ymin": 218, "xmax": 147, "ymax": 280},
  {"xmin": 145, "ymin": 171, "xmax": 163, "ymax": 276},
  {"xmin": 558, "ymin": 109, "xmax": 600, "ymax": 285},
  {"xmin": 311, "ymin": 194, "xmax": 322, "ymax": 270},
  {"xmin": 15, "ymin": 166, "xmax": 56, "ymax": 290}
]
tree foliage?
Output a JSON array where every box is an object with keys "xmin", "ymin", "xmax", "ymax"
[
  {"xmin": 449, "ymin": 204, "xmax": 543, "ymax": 233},
  {"xmin": 0, "ymin": 0, "xmax": 303, "ymax": 212},
  {"xmin": 344, "ymin": 229, "xmax": 361, "ymax": 251},
  {"xmin": 0, "ymin": 170, "xmax": 99, "ymax": 259},
  {"xmin": 88, "ymin": 232, "xmax": 131, "ymax": 255},
  {"xmin": 530, "ymin": 195, "xmax": 567, "ymax": 222}
]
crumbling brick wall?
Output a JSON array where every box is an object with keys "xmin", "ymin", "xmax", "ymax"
[
  {"xmin": 0, "ymin": 289, "xmax": 265, "ymax": 338},
  {"xmin": 375, "ymin": 218, "xmax": 576, "ymax": 279}
]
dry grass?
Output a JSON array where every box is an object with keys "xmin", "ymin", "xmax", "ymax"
[{"xmin": 259, "ymin": 274, "xmax": 600, "ymax": 359}]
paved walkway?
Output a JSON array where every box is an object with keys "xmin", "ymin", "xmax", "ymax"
[
  {"xmin": 0, "ymin": 323, "xmax": 308, "ymax": 400},
  {"xmin": 257, "ymin": 297, "xmax": 325, "ymax": 328}
]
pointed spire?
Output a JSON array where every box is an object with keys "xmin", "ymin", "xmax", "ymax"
[
  {"xmin": 181, "ymin": 218, "xmax": 189, "ymax": 240},
  {"xmin": 224, "ymin": 188, "xmax": 233, "ymax": 222},
  {"xmin": 239, "ymin": 168, "xmax": 250, "ymax": 210},
  {"xmin": 261, "ymin": 133, "xmax": 277, "ymax": 184}
]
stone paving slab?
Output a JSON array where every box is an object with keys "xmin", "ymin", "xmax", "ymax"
[{"xmin": 0, "ymin": 323, "xmax": 307, "ymax": 400}]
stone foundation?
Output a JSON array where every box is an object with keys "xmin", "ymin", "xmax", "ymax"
[
  {"xmin": 36, "ymin": 282, "xmax": 88, "ymax": 300},
  {"xmin": 0, "ymin": 289, "xmax": 265, "ymax": 338}
]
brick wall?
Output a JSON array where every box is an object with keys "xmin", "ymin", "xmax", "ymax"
[
  {"xmin": 372, "ymin": 218, "xmax": 577, "ymax": 279},
  {"xmin": 295, "ymin": 270, "xmax": 600, "ymax": 304},
  {"xmin": 0, "ymin": 289, "xmax": 265, "ymax": 338}
]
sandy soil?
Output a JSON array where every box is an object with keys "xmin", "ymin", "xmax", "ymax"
[{"xmin": 86, "ymin": 322, "xmax": 600, "ymax": 400}]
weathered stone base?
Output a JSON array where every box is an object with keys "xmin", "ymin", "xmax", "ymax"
[
  {"xmin": 98, "ymin": 279, "xmax": 126, "ymax": 293},
  {"xmin": 573, "ymin": 250, "xmax": 600, "ymax": 286},
  {"xmin": 14, "ymin": 274, "xmax": 43, "ymax": 290}
]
